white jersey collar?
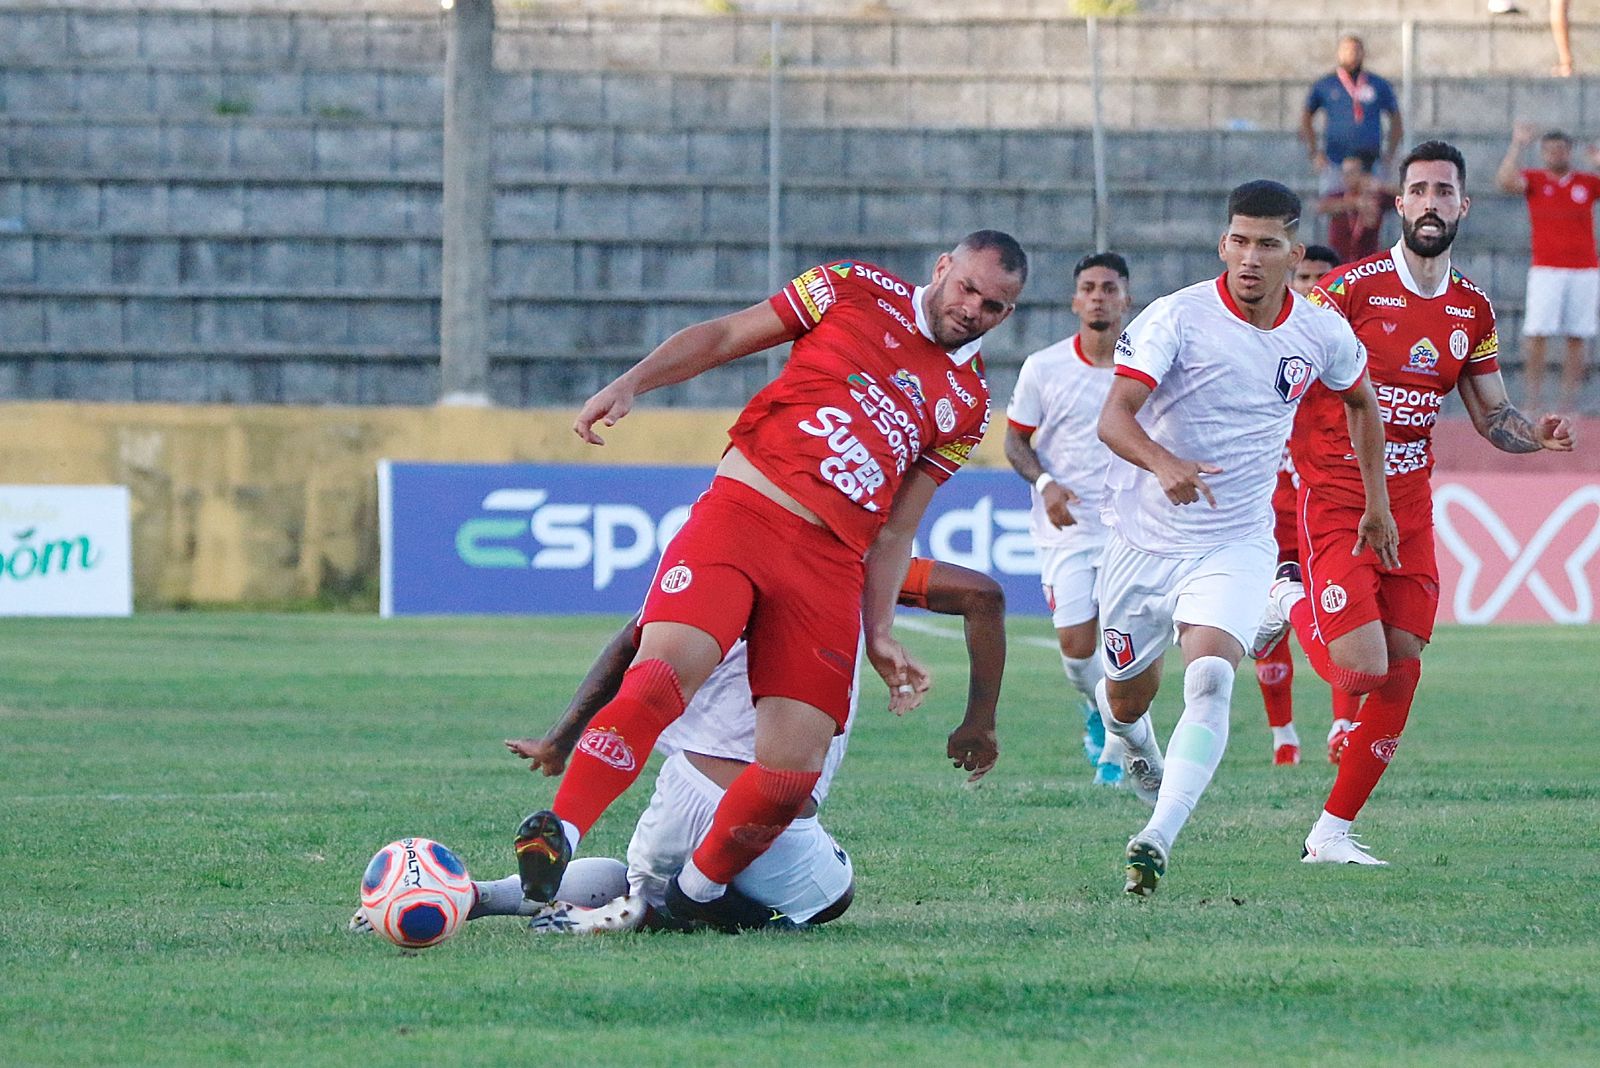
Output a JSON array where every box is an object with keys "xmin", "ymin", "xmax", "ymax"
[
  {"xmin": 1389, "ymin": 240, "xmax": 1451, "ymax": 299},
  {"xmin": 913, "ymin": 285, "xmax": 982, "ymax": 366}
]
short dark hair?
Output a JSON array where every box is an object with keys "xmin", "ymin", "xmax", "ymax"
[
  {"xmin": 1399, "ymin": 139, "xmax": 1467, "ymax": 187},
  {"xmin": 1073, "ymin": 251, "xmax": 1130, "ymax": 282},
  {"xmin": 1543, "ymin": 130, "xmax": 1574, "ymax": 145},
  {"xmin": 957, "ymin": 229, "xmax": 1028, "ymax": 283},
  {"xmin": 1227, "ymin": 180, "xmax": 1302, "ymax": 231},
  {"xmin": 1302, "ymin": 244, "xmax": 1340, "ymax": 268}
]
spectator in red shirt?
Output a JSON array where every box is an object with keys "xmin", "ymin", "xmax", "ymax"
[
  {"xmin": 1316, "ymin": 151, "xmax": 1394, "ymax": 265},
  {"xmin": 1497, "ymin": 121, "xmax": 1600, "ymax": 407}
]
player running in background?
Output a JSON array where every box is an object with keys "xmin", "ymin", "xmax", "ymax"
[
  {"xmin": 1261, "ymin": 141, "xmax": 1575, "ymax": 865},
  {"xmin": 1255, "ymin": 243, "xmax": 1343, "ymax": 767},
  {"xmin": 1096, "ymin": 181, "xmax": 1396, "ymax": 896},
  {"xmin": 483, "ymin": 558, "xmax": 1006, "ymax": 933},
  {"xmin": 1004, "ymin": 251, "xmax": 1131, "ymax": 787},
  {"xmin": 511, "ymin": 233, "xmax": 1026, "ymax": 931}
]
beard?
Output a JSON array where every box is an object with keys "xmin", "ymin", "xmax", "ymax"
[
  {"xmin": 1085, "ymin": 318, "xmax": 1113, "ymax": 332},
  {"xmin": 1402, "ymin": 212, "xmax": 1459, "ymax": 257}
]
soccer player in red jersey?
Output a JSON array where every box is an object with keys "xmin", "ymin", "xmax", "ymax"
[
  {"xmin": 1255, "ymin": 243, "xmax": 1343, "ymax": 767},
  {"xmin": 1259, "ymin": 141, "xmax": 1576, "ymax": 865},
  {"xmin": 511, "ymin": 232, "xmax": 1027, "ymax": 930}
]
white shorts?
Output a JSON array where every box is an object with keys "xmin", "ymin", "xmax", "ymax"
[
  {"xmin": 1094, "ymin": 531, "xmax": 1276, "ymax": 680},
  {"xmin": 1524, "ymin": 266, "xmax": 1600, "ymax": 338},
  {"xmin": 625, "ymin": 752, "xmax": 854, "ymax": 923},
  {"xmin": 1039, "ymin": 543, "xmax": 1103, "ymax": 629}
]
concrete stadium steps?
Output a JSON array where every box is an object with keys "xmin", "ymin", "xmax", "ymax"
[
  {"xmin": 4, "ymin": 61, "xmax": 1592, "ymax": 134},
  {"xmin": 2, "ymin": 6, "xmax": 1590, "ymax": 80}
]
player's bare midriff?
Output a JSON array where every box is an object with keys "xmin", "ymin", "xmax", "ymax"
[{"xmin": 716, "ymin": 446, "xmax": 825, "ymax": 526}]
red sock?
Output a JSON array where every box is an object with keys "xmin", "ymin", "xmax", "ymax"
[
  {"xmin": 691, "ymin": 763, "xmax": 821, "ymax": 884},
  {"xmin": 1289, "ymin": 600, "xmax": 1386, "ymax": 695},
  {"xmin": 1331, "ymin": 686, "xmax": 1362, "ymax": 722},
  {"xmin": 1255, "ymin": 639, "xmax": 1295, "ymax": 728},
  {"xmin": 1325, "ymin": 658, "xmax": 1421, "ymax": 820},
  {"xmin": 551, "ymin": 659, "xmax": 685, "ymax": 836}
]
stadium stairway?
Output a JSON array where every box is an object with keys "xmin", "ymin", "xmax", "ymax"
[{"xmin": 0, "ymin": 3, "xmax": 1591, "ymax": 407}]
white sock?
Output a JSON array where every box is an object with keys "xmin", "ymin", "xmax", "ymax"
[
  {"xmin": 1144, "ymin": 656, "xmax": 1235, "ymax": 848},
  {"xmin": 561, "ymin": 820, "xmax": 582, "ymax": 856},
  {"xmin": 1310, "ymin": 810, "xmax": 1352, "ymax": 842},
  {"xmin": 1096, "ymin": 678, "xmax": 1157, "ymax": 760},
  {"xmin": 1100, "ymin": 732, "xmax": 1127, "ymax": 767},
  {"xmin": 467, "ymin": 875, "xmax": 527, "ymax": 919},
  {"xmin": 1061, "ymin": 652, "xmax": 1103, "ymax": 707},
  {"xmin": 676, "ymin": 859, "xmax": 725, "ymax": 903}
]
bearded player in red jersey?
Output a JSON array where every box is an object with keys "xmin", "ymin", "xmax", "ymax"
[
  {"xmin": 511, "ymin": 232, "xmax": 1027, "ymax": 930},
  {"xmin": 1256, "ymin": 141, "xmax": 1575, "ymax": 865}
]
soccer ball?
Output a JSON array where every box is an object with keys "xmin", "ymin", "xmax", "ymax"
[{"xmin": 358, "ymin": 837, "xmax": 475, "ymax": 949}]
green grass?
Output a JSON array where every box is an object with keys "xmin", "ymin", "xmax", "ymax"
[{"xmin": 1, "ymin": 614, "xmax": 1596, "ymax": 1066}]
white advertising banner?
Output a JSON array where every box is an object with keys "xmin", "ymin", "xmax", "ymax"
[{"xmin": 0, "ymin": 486, "xmax": 133, "ymax": 617}]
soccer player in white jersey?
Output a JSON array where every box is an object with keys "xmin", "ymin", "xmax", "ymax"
[
  {"xmin": 492, "ymin": 558, "xmax": 1005, "ymax": 931},
  {"xmin": 1005, "ymin": 251, "xmax": 1131, "ymax": 786},
  {"xmin": 1095, "ymin": 181, "xmax": 1398, "ymax": 896}
]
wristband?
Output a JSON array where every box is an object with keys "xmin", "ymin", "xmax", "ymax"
[{"xmin": 1034, "ymin": 473, "xmax": 1055, "ymax": 494}]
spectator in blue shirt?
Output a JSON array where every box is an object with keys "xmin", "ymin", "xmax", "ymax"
[{"xmin": 1300, "ymin": 35, "xmax": 1404, "ymax": 191}]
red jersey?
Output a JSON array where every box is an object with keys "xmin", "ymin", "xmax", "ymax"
[
  {"xmin": 1523, "ymin": 169, "xmax": 1600, "ymax": 268},
  {"xmin": 728, "ymin": 260, "xmax": 991, "ymax": 555},
  {"xmin": 1293, "ymin": 244, "xmax": 1499, "ymax": 508}
]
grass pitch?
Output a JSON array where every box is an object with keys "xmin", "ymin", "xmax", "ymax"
[{"xmin": 1, "ymin": 613, "xmax": 1596, "ymax": 1066}]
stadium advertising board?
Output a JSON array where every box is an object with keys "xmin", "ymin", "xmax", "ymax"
[
  {"xmin": 380, "ymin": 462, "xmax": 1600, "ymax": 624},
  {"xmin": 0, "ymin": 485, "xmax": 133, "ymax": 617}
]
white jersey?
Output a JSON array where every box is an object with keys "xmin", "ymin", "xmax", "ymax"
[
  {"xmin": 654, "ymin": 639, "xmax": 856, "ymax": 806},
  {"xmin": 1006, "ymin": 334, "xmax": 1115, "ymax": 551},
  {"xmin": 1103, "ymin": 275, "xmax": 1366, "ymax": 555}
]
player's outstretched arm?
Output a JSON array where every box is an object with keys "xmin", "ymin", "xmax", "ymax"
[
  {"xmin": 1496, "ymin": 122, "xmax": 1535, "ymax": 194},
  {"xmin": 922, "ymin": 562, "xmax": 1004, "ymax": 781},
  {"xmin": 863, "ymin": 470, "xmax": 939, "ymax": 714},
  {"xmin": 1098, "ymin": 375, "xmax": 1221, "ymax": 507},
  {"xmin": 505, "ymin": 617, "xmax": 639, "ymax": 775},
  {"xmin": 1338, "ymin": 373, "xmax": 1401, "ymax": 570},
  {"xmin": 1004, "ymin": 423, "xmax": 1080, "ymax": 528},
  {"xmin": 1458, "ymin": 369, "xmax": 1576, "ymax": 454},
  {"xmin": 573, "ymin": 301, "xmax": 797, "ymax": 445}
]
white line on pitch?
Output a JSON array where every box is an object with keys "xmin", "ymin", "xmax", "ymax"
[{"xmin": 896, "ymin": 615, "xmax": 1059, "ymax": 650}]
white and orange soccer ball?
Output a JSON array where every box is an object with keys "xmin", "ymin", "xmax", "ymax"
[{"xmin": 358, "ymin": 837, "xmax": 475, "ymax": 949}]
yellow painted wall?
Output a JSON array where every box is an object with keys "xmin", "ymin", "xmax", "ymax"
[{"xmin": 0, "ymin": 402, "xmax": 1008, "ymax": 606}]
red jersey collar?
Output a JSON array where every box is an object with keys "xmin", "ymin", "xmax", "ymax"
[
  {"xmin": 1071, "ymin": 334, "xmax": 1094, "ymax": 367},
  {"xmin": 1215, "ymin": 273, "xmax": 1294, "ymax": 330}
]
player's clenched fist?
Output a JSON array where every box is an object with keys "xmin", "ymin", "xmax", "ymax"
[
  {"xmin": 1041, "ymin": 481, "xmax": 1081, "ymax": 528},
  {"xmin": 573, "ymin": 379, "xmax": 637, "ymax": 445},
  {"xmin": 1154, "ymin": 457, "xmax": 1222, "ymax": 507}
]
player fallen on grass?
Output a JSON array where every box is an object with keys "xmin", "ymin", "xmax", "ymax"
[
  {"xmin": 507, "ymin": 233, "xmax": 1026, "ymax": 931},
  {"xmin": 1004, "ymin": 251, "xmax": 1132, "ymax": 786},
  {"xmin": 471, "ymin": 558, "xmax": 1005, "ymax": 933},
  {"xmin": 1095, "ymin": 180, "xmax": 1396, "ymax": 897},
  {"xmin": 1258, "ymin": 140, "xmax": 1576, "ymax": 865}
]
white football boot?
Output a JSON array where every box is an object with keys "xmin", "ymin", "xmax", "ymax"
[
  {"xmin": 1301, "ymin": 829, "xmax": 1388, "ymax": 865},
  {"xmin": 1250, "ymin": 562, "xmax": 1304, "ymax": 659},
  {"xmin": 1124, "ymin": 833, "xmax": 1169, "ymax": 897},
  {"xmin": 527, "ymin": 894, "xmax": 648, "ymax": 935}
]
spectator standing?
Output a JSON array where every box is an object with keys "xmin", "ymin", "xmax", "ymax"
[
  {"xmin": 1316, "ymin": 152, "xmax": 1395, "ymax": 264},
  {"xmin": 1301, "ymin": 35, "xmax": 1404, "ymax": 193},
  {"xmin": 1497, "ymin": 121, "xmax": 1600, "ymax": 406}
]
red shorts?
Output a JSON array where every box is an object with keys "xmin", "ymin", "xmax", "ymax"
[
  {"xmin": 640, "ymin": 477, "xmax": 864, "ymax": 728},
  {"xmin": 1296, "ymin": 480, "xmax": 1439, "ymax": 644},
  {"xmin": 1271, "ymin": 471, "xmax": 1299, "ymax": 565}
]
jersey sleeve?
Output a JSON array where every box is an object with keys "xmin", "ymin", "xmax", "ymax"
[
  {"xmin": 1307, "ymin": 267, "xmax": 1354, "ymax": 320},
  {"xmin": 1113, "ymin": 298, "xmax": 1179, "ymax": 390},
  {"xmin": 895, "ymin": 557, "xmax": 935, "ymax": 610},
  {"xmin": 915, "ymin": 401, "xmax": 989, "ymax": 486},
  {"xmin": 1465, "ymin": 299, "xmax": 1501, "ymax": 376},
  {"xmin": 1005, "ymin": 356, "xmax": 1042, "ymax": 433},
  {"xmin": 1375, "ymin": 76, "xmax": 1399, "ymax": 114},
  {"xmin": 1320, "ymin": 318, "xmax": 1368, "ymax": 393},
  {"xmin": 1304, "ymin": 78, "xmax": 1326, "ymax": 113},
  {"xmin": 768, "ymin": 262, "xmax": 849, "ymax": 333},
  {"xmin": 1521, "ymin": 169, "xmax": 1541, "ymax": 201}
]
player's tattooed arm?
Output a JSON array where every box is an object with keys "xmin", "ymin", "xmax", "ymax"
[
  {"xmin": 1459, "ymin": 369, "xmax": 1576, "ymax": 454},
  {"xmin": 505, "ymin": 617, "xmax": 638, "ymax": 775}
]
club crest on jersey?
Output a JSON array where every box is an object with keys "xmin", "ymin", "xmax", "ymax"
[
  {"xmin": 1320, "ymin": 583, "xmax": 1348, "ymax": 613},
  {"xmin": 1274, "ymin": 356, "xmax": 1313, "ymax": 403},
  {"xmin": 890, "ymin": 368, "xmax": 925, "ymax": 407},
  {"xmin": 1449, "ymin": 329, "xmax": 1470, "ymax": 361},
  {"xmin": 1406, "ymin": 338, "xmax": 1440, "ymax": 374},
  {"xmin": 1103, "ymin": 628, "xmax": 1136, "ymax": 669},
  {"xmin": 659, "ymin": 565, "xmax": 693, "ymax": 593},
  {"xmin": 934, "ymin": 397, "xmax": 957, "ymax": 433}
]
